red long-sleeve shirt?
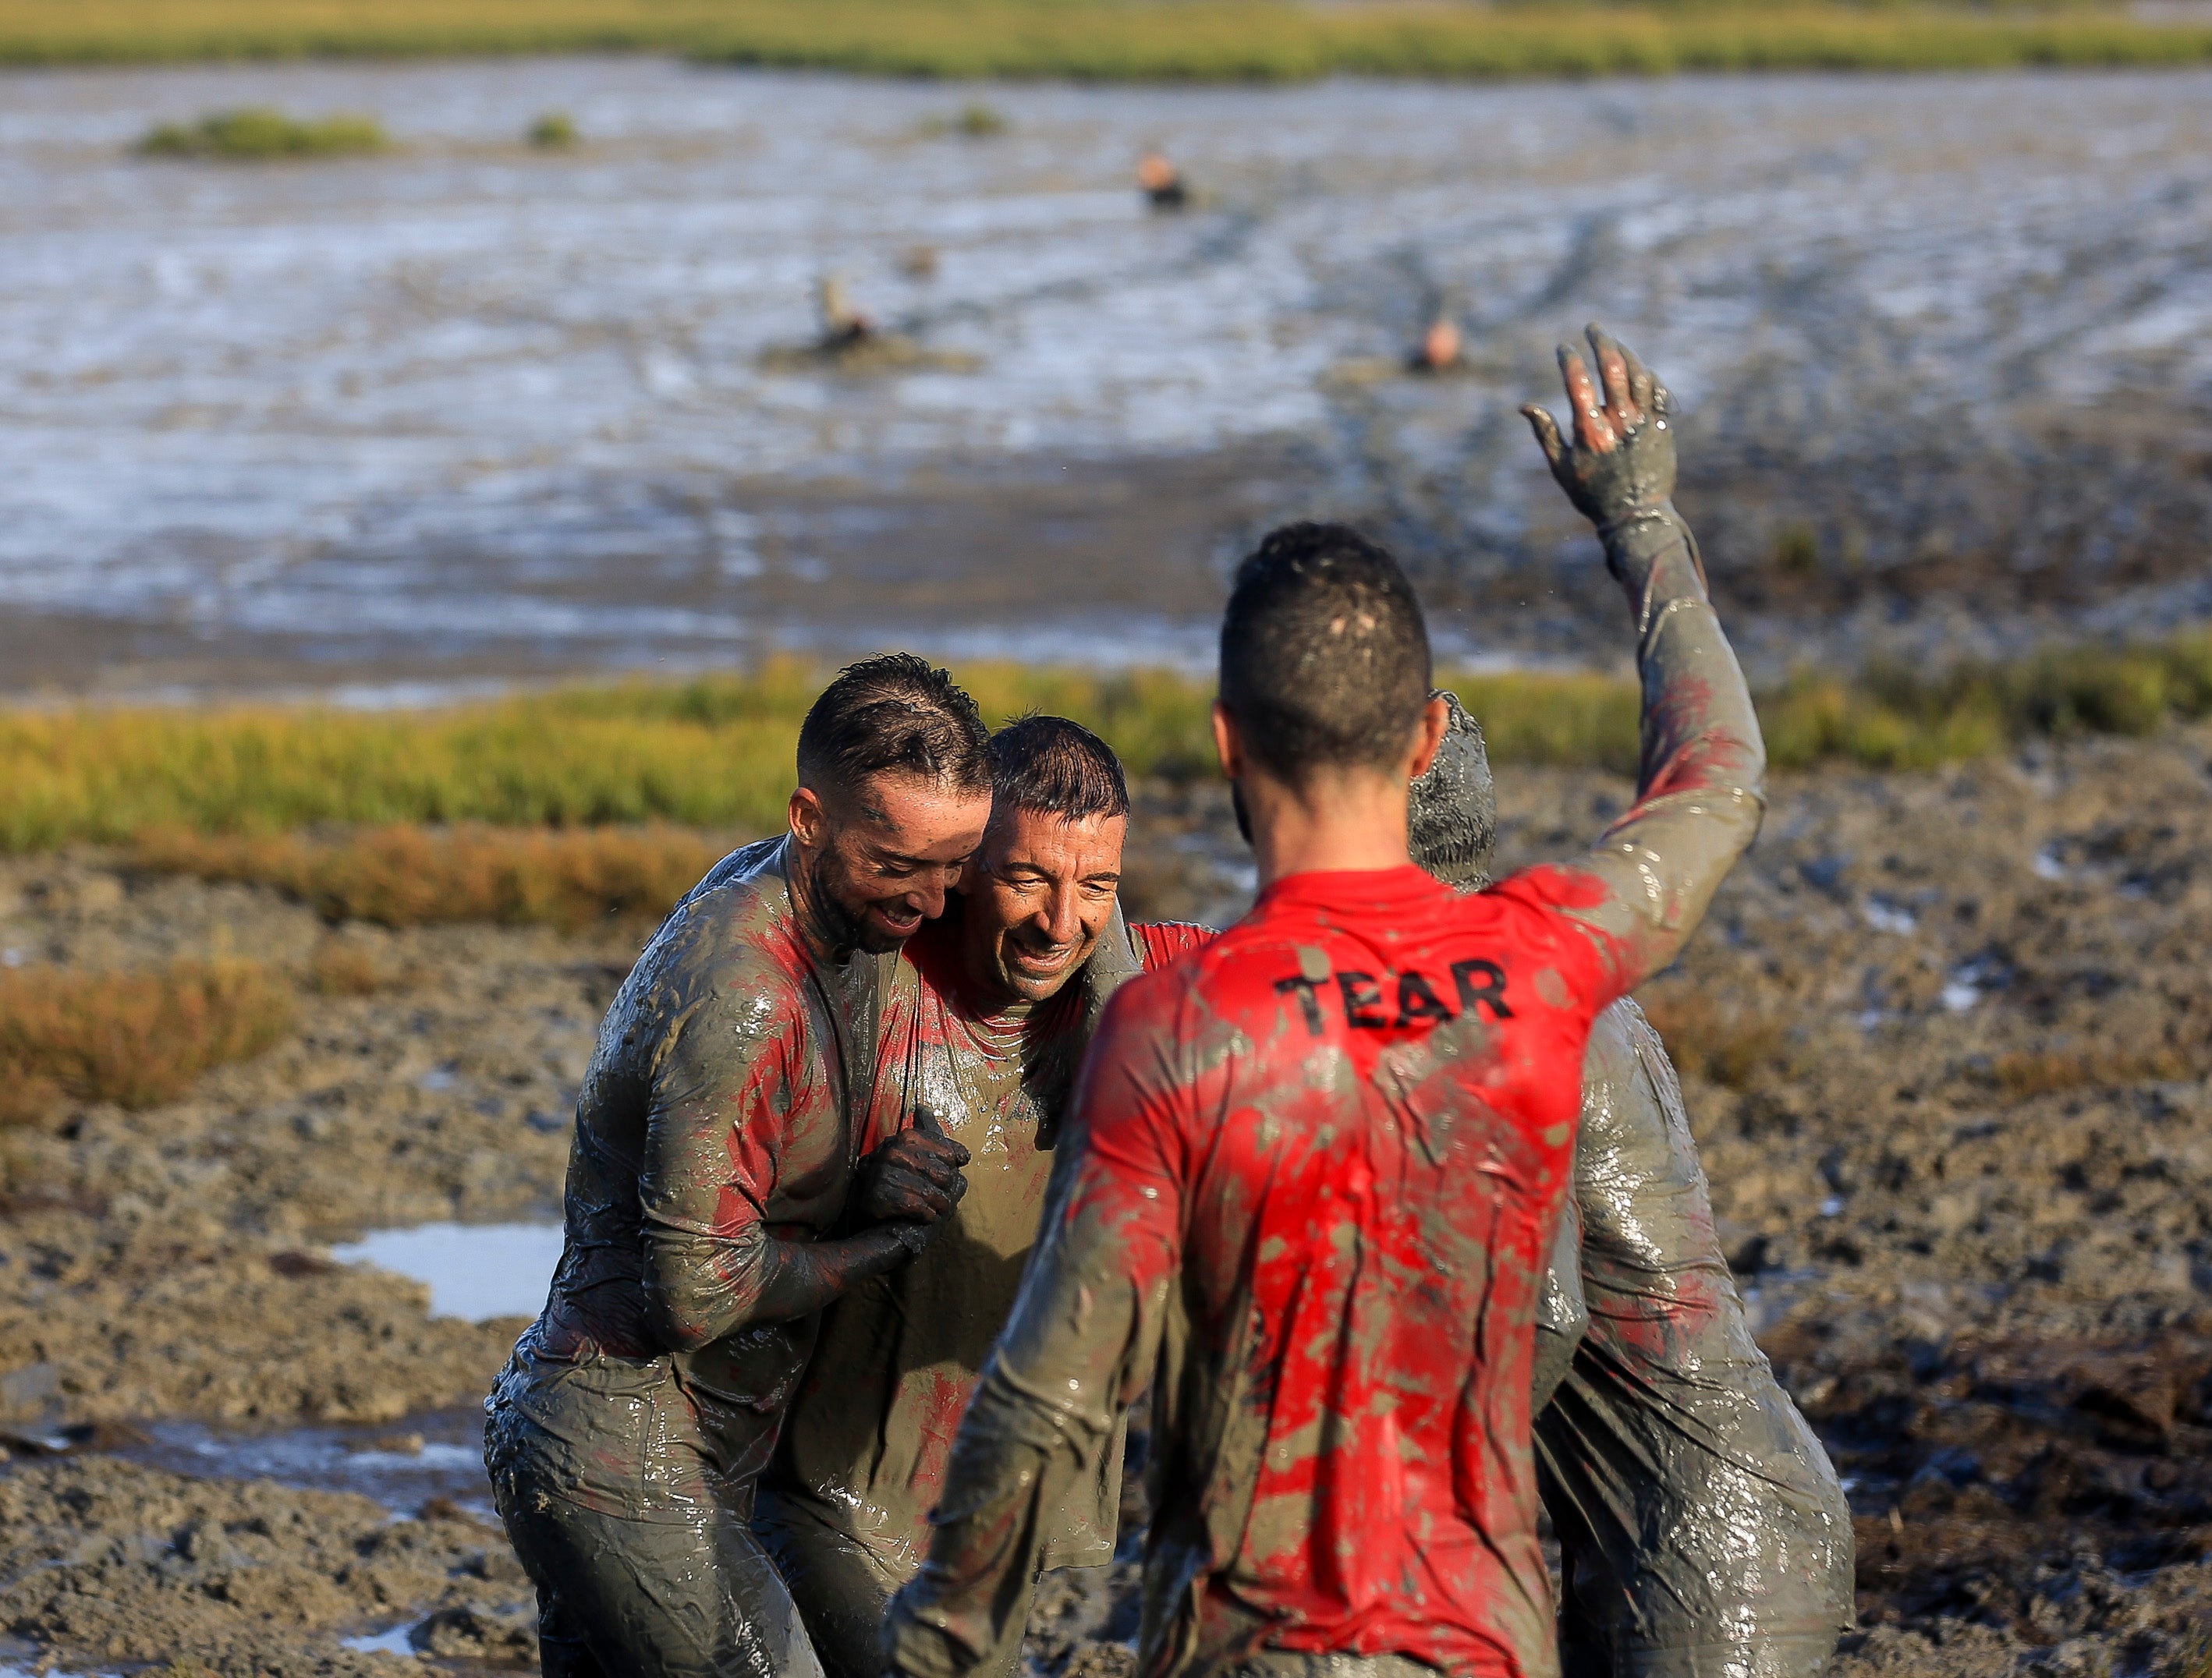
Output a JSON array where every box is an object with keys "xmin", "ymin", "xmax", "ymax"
[{"xmin": 1063, "ymin": 863, "xmax": 1617, "ymax": 1673}]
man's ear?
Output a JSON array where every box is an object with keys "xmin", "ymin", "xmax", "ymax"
[
  {"xmin": 1405, "ymin": 695, "xmax": 1452, "ymax": 781},
  {"xmin": 1211, "ymin": 700, "xmax": 1245, "ymax": 781},
  {"xmin": 789, "ymin": 785, "xmax": 827, "ymax": 850}
]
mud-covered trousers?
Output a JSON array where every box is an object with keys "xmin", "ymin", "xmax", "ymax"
[
  {"xmin": 1532, "ymin": 1001, "xmax": 1855, "ymax": 1678},
  {"xmin": 486, "ymin": 1391, "xmax": 824, "ymax": 1678},
  {"xmin": 755, "ymin": 1485, "xmax": 1035, "ymax": 1678}
]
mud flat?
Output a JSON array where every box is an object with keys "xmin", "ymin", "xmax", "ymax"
[
  {"xmin": 5, "ymin": 61, "xmax": 2212, "ymax": 693},
  {"xmin": 7, "ymin": 734, "xmax": 2212, "ymax": 1669}
]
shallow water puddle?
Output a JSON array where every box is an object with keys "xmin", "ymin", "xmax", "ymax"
[
  {"xmin": 339, "ymin": 1623, "xmax": 422, "ymax": 1657},
  {"xmin": 331, "ymin": 1221, "xmax": 563, "ymax": 1321},
  {"xmin": 113, "ymin": 1404, "xmax": 495, "ymax": 1521},
  {"xmin": 76, "ymin": 1221, "xmax": 563, "ymax": 1527}
]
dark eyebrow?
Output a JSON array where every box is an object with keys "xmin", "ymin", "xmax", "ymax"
[
  {"xmin": 995, "ymin": 862, "xmax": 1122, "ymax": 882},
  {"xmin": 870, "ymin": 843, "xmax": 967, "ymax": 869}
]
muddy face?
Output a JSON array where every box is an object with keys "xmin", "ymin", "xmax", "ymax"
[
  {"xmin": 789, "ymin": 772, "xmax": 991, "ymax": 955},
  {"xmin": 959, "ymin": 806, "xmax": 1126, "ymax": 1007}
]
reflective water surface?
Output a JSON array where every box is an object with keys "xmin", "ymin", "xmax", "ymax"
[
  {"xmin": 331, "ymin": 1220, "xmax": 565, "ymax": 1322},
  {"xmin": 114, "ymin": 1404, "xmax": 495, "ymax": 1522}
]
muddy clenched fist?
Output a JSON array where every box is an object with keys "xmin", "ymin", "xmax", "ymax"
[
  {"xmin": 1521, "ymin": 324, "xmax": 1677, "ymax": 533},
  {"xmin": 856, "ymin": 1106, "xmax": 970, "ymax": 1255}
]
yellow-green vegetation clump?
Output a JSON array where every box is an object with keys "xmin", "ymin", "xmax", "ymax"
[
  {"xmin": 0, "ymin": 959, "xmax": 291, "ymax": 1125},
  {"xmin": 134, "ymin": 105, "xmax": 388, "ymax": 159},
  {"xmin": 8, "ymin": 640, "xmax": 2212, "ymax": 852},
  {"xmin": 919, "ymin": 101, "xmax": 1008, "ymax": 137},
  {"xmin": 526, "ymin": 110, "xmax": 579, "ymax": 148},
  {"xmin": 136, "ymin": 822, "xmax": 732, "ymax": 930},
  {"xmin": 8, "ymin": 0, "xmax": 2210, "ymax": 78},
  {"xmin": 1758, "ymin": 632, "xmax": 2212, "ymax": 771}
]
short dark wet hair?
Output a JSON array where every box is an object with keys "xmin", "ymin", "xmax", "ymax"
[
  {"xmin": 988, "ymin": 714, "xmax": 1129, "ymax": 823},
  {"xmin": 1218, "ymin": 522, "xmax": 1431, "ymax": 781},
  {"xmin": 796, "ymin": 653, "xmax": 993, "ymax": 798}
]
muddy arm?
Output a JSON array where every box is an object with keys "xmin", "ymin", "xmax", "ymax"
[
  {"xmin": 884, "ymin": 999, "xmax": 1182, "ymax": 1677},
  {"xmin": 638, "ymin": 995, "xmax": 948, "ymax": 1352},
  {"xmin": 644, "ymin": 1219, "xmax": 922, "ymax": 1349},
  {"xmin": 1520, "ymin": 327, "xmax": 1766, "ymax": 994}
]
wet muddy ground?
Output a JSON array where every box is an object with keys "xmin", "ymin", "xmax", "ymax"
[
  {"xmin": 8, "ymin": 731, "xmax": 2212, "ymax": 1669},
  {"xmin": 6, "ymin": 61, "xmax": 2212, "ymax": 694}
]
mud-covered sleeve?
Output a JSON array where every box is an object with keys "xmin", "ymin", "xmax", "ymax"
[
  {"xmin": 1130, "ymin": 919, "xmax": 1217, "ymax": 971},
  {"xmin": 1529, "ymin": 504, "xmax": 1766, "ymax": 1006},
  {"xmin": 884, "ymin": 980, "xmax": 1189, "ymax": 1678},
  {"xmin": 1576, "ymin": 1000, "xmax": 1734, "ymax": 1349},
  {"xmin": 639, "ymin": 961, "xmax": 909, "ymax": 1351}
]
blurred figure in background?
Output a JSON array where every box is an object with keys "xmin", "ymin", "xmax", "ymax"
[
  {"xmin": 1411, "ymin": 313, "xmax": 1463, "ymax": 373},
  {"xmin": 1137, "ymin": 147, "xmax": 1188, "ymax": 210},
  {"xmin": 817, "ymin": 274, "xmax": 874, "ymax": 352}
]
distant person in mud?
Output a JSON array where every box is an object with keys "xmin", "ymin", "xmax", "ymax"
[
  {"xmin": 817, "ymin": 274, "xmax": 874, "ymax": 352},
  {"xmin": 1410, "ymin": 313, "xmax": 1462, "ymax": 373},
  {"xmin": 483, "ymin": 653, "xmax": 988, "ymax": 1678},
  {"xmin": 884, "ymin": 329, "xmax": 1768, "ymax": 1678},
  {"xmin": 1136, "ymin": 147, "xmax": 1188, "ymax": 210},
  {"xmin": 759, "ymin": 715, "xmax": 1209, "ymax": 1678}
]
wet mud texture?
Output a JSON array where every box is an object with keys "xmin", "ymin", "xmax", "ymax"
[
  {"xmin": 0, "ymin": 858, "xmax": 626, "ymax": 1425},
  {"xmin": 9, "ymin": 731, "xmax": 2212, "ymax": 1669},
  {"xmin": 0, "ymin": 1455, "xmax": 536, "ymax": 1675}
]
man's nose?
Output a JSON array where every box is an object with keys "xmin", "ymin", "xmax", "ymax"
[
  {"xmin": 906, "ymin": 873, "xmax": 952, "ymax": 919},
  {"xmin": 1035, "ymin": 884, "xmax": 1083, "ymax": 945}
]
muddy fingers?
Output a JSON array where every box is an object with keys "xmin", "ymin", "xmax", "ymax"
[{"xmin": 1526, "ymin": 324, "xmax": 1679, "ymax": 528}]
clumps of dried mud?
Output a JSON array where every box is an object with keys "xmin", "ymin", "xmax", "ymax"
[
  {"xmin": 10, "ymin": 727, "xmax": 2212, "ymax": 1673},
  {"xmin": 0, "ymin": 1455, "xmax": 534, "ymax": 1675}
]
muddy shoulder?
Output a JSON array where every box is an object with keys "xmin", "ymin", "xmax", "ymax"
[{"xmin": 7, "ymin": 734, "xmax": 2212, "ymax": 1673}]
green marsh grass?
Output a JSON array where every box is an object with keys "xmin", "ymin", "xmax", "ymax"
[
  {"xmin": 9, "ymin": 0, "xmax": 2211, "ymax": 78},
  {"xmin": 918, "ymin": 101, "xmax": 1009, "ymax": 137},
  {"xmin": 8, "ymin": 638, "xmax": 2212, "ymax": 855},
  {"xmin": 135, "ymin": 105, "xmax": 389, "ymax": 158},
  {"xmin": 527, "ymin": 110, "xmax": 580, "ymax": 149},
  {"xmin": 136, "ymin": 823, "xmax": 735, "ymax": 930}
]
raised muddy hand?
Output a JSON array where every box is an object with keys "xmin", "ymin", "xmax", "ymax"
[
  {"xmin": 1522, "ymin": 324, "xmax": 1760, "ymax": 993},
  {"xmin": 1520, "ymin": 324, "xmax": 1682, "ymax": 543}
]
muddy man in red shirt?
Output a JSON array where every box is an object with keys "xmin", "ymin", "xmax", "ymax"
[{"xmin": 884, "ymin": 327, "xmax": 1768, "ymax": 1678}]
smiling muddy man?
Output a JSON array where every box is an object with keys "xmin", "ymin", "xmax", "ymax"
[
  {"xmin": 486, "ymin": 331, "xmax": 1849, "ymax": 1678},
  {"xmin": 484, "ymin": 657, "xmax": 992, "ymax": 1677}
]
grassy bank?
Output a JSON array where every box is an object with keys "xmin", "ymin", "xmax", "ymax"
[
  {"xmin": 3, "ymin": 0, "xmax": 2209, "ymax": 78},
  {"xmin": 6, "ymin": 637, "xmax": 2212, "ymax": 853},
  {"xmin": 134, "ymin": 823, "xmax": 734, "ymax": 930},
  {"xmin": 0, "ymin": 660, "xmax": 1626, "ymax": 850}
]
